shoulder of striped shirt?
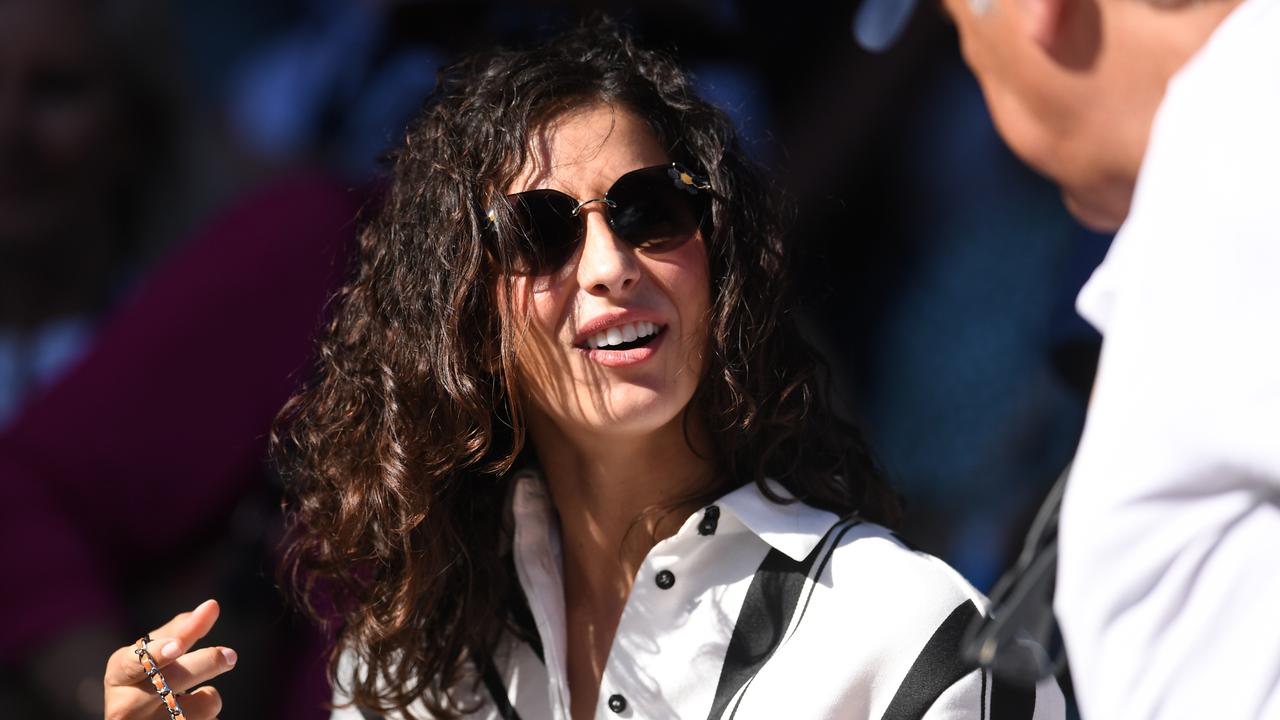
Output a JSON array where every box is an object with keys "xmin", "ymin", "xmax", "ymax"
[
  {"xmin": 823, "ymin": 520, "xmax": 990, "ymax": 611},
  {"xmin": 828, "ymin": 524, "xmax": 1064, "ymax": 719}
]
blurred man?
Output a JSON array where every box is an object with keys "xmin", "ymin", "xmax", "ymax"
[
  {"xmin": 858, "ymin": 0, "xmax": 1279, "ymax": 717},
  {"xmin": 0, "ymin": 0, "xmax": 192, "ymax": 427}
]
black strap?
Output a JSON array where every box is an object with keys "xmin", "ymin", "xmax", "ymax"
[
  {"xmin": 481, "ymin": 657, "xmax": 523, "ymax": 720},
  {"xmin": 990, "ymin": 671, "xmax": 1037, "ymax": 720},
  {"xmin": 510, "ymin": 586, "xmax": 545, "ymax": 665}
]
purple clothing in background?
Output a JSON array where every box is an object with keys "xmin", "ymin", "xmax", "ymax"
[{"xmin": 0, "ymin": 173, "xmax": 359, "ymax": 670}]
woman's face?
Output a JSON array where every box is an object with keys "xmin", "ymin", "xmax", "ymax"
[{"xmin": 505, "ymin": 103, "xmax": 711, "ymax": 443}]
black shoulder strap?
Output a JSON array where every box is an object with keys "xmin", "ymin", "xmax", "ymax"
[{"xmin": 481, "ymin": 657, "xmax": 523, "ymax": 720}]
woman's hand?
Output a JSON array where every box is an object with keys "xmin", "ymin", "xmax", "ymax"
[{"xmin": 103, "ymin": 599, "xmax": 237, "ymax": 720}]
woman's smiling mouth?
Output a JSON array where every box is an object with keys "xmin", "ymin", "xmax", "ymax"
[
  {"xmin": 575, "ymin": 321, "xmax": 667, "ymax": 367},
  {"xmin": 582, "ymin": 320, "xmax": 663, "ymax": 350}
]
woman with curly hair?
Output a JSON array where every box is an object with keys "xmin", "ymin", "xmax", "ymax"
[{"xmin": 102, "ymin": 18, "xmax": 1063, "ymax": 720}]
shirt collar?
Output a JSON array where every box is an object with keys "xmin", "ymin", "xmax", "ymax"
[
  {"xmin": 508, "ymin": 470, "xmax": 844, "ymax": 564},
  {"xmin": 714, "ymin": 479, "xmax": 843, "ymax": 563}
]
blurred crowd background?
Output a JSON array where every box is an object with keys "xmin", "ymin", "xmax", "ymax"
[{"xmin": 0, "ymin": 0, "xmax": 1108, "ymax": 716}]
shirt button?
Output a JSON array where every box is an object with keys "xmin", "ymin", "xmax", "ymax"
[
  {"xmin": 655, "ymin": 569, "xmax": 675, "ymax": 590},
  {"xmin": 608, "ymin": 693, "xmax": 628, "ymax": 713},
  {"xmin": 698, "ymin": 505, "xmax": 720, "ymax": 536}
]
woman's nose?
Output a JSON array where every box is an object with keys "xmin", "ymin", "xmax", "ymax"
[{"xmin": 575, "ymin": 208, "xmax": 640, "ymax": 296}]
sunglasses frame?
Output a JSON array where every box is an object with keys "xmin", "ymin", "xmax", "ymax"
[{"xmin": 484, "ymin": 162, "xmax": 718, "ymax": 276}]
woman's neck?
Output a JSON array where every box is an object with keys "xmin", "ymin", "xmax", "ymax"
[
  {"xmin": 526, "ymin": 407, "xmax": 717, "ymax": 606},
  {"xmin": 523, "ymin": 406, "xmax": 717, "ymax": 720}
]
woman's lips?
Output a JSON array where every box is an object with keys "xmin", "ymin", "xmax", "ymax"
[{"xmin": 580, "ymin": 327, "xmax": 666, "ymax": 367}]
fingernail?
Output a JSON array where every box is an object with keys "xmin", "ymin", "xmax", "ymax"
[
  {"xmin": 160, "ymin": 641, "xmax": 182, "ymax": 659},
  {"xmin": 221, "ymin": 648, "xmax": 238, "ymax": 666}
]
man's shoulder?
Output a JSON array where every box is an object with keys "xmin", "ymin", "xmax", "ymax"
[{"xmin": 1154, "ymin": 0, "xmax": 1280, "ymax": 171}]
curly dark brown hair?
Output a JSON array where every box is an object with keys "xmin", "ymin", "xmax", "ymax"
[{"xmin": 272, "ymin": 16, "xmax": 900, "ymax": 719}]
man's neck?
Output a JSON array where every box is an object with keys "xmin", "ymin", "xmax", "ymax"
[{"xmin": 1062, "ymin": 0, "xmax": 1245, "ymax": 229}]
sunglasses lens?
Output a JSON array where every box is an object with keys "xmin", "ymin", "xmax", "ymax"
[
  {"xmin": 498, "ymin": 166, "xmax": 710, "ymax": 276},
  {"xmin": 607, "ymin": 167, "xmax": 706, "ymax": 251},
  {"xmin": 507, "ymin": 191, "xmax": 581, "ymax": 274}
]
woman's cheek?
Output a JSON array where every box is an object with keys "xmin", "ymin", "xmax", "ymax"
[{"xmin": 507, "ymin": 275, "xmax": 576, "ymax": 394}]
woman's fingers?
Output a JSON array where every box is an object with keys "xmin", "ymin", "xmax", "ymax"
[
  {"xmin": 104, "ymin": 599, "xmax": 222, "ymax": 688},
  {"xmin": 150, "ymin": 598, "xmax": 220, "ymax": 648},
  {"xmin": 149, "ymin": 645, "xmax": 238, "ymax": 694},
  {"xmin": 103, "ymin": 599, "xmax": 236, "ymax": 720},
  {"xmin": 104, "ymin": 634, "xmax": 180, "ymax": 688},
  {"xmin": 119, "ymin": 685, "xmax": 223, "ymax": 720},
  {"xmin": 173, "ymin": 685, "xmax": 223, "ymax": 720}
]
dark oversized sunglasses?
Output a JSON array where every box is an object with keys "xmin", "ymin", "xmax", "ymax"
[{"xmin": 485, "ymin": 163, "xmax": 716, "ymax": 276}]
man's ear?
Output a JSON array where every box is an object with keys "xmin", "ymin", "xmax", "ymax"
[
  {"xmin": 1019, "ymin": 0, "xmax": 1102, "ymax": 70},
  {"xmin": 1016, "ymin": 0, "xmax": 1067, "ymax": 49}
]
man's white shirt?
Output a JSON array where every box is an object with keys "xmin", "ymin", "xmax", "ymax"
[
  {"xmin": 1058, "ymin": 0, "xmax": 1280, "ymax": 717},
  {"xmin": 334, "ymin": 471, "xmax": 1064, "ymax": 719}
]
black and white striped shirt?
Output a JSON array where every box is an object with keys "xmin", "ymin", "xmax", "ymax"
[{"xmin": 334, "ymin": 471, "xmax": 1065, "ymax": 720}]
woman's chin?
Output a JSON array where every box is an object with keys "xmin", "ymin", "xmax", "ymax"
[{"xmin": 568, "ymin": 389, "xmax": 691, "ymax": 440}]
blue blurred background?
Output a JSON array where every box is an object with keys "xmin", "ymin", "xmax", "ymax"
[{"xmin": 0, "ymin": 0, "xmax": 1105, "ymax": 716}]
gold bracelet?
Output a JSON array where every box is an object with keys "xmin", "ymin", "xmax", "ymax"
[{"xmin": 134, "ymin": 634, "xmax": 187, "ymax": 720}]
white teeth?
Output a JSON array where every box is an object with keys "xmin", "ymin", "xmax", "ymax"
[{"xmin": 586, "ymin": 321, "xmax": 661, "ymax": 349}]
